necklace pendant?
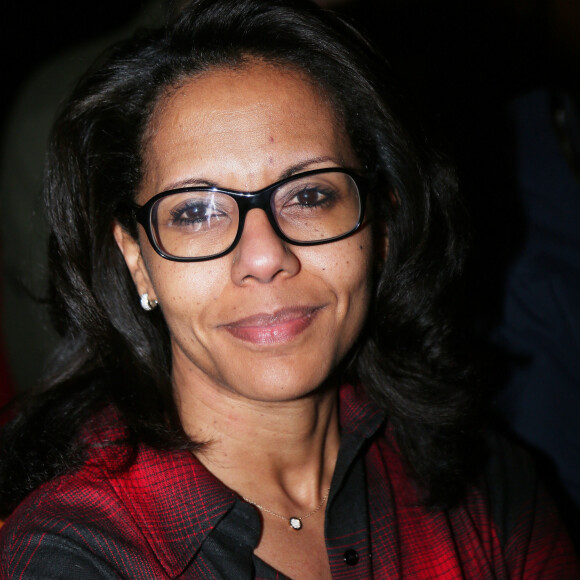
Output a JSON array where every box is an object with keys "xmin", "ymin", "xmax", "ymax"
[{"xmin": 289, "ymin": 517, "xmax": 302, "ymax": 530}]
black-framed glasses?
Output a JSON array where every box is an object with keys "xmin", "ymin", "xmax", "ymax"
[{"xmin": 134, "ymin": 168, "xmax": 368, "ymax": 262}]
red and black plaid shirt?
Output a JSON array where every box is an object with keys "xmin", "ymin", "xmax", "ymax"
[{"xmin": 1, "ymin": 384, "xmax": 578, "ymax": 578}]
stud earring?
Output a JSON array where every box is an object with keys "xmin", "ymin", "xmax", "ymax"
[{"xmin": 140, "ymin": 293, "xmax": 158, "ymax": 311}]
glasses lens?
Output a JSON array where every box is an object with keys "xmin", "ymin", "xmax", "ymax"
[
  {"xmin": 146, "ymin": 171, "xmax": 363, "ymax": 260},
  {"xmin": 151, "ymin": 191, "xmax": 239, "ymax": 259},
  {"xmin": 272, "ymin": 172, "xmax": 362, "ymax": 242}
]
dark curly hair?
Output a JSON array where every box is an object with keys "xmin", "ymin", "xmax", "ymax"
[{"xmin": 0, "ymin": 0, "xmax": 482, "ymax": 516}]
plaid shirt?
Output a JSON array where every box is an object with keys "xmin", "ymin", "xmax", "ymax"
[{"xmin": 1, "ymin": 384, "xmax": 578, "ymax": 578}]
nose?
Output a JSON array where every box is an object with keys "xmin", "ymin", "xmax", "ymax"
[{"xmin": 231, "ymin": 209, "xmax": 300, "ymax": 285}]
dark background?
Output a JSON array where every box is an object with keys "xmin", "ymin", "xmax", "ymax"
[
  {"xmin": 4, "ymin": 0, "xmax": 579, "ymax": 135},
  {"xmin": 2, "ymin": 1, "xmax": 148, "ymax": 132}
]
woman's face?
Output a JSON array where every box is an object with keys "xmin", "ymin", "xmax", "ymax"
[{"xmin": 116, "ymin": 61, "xmax": 377, "ymax": 403}]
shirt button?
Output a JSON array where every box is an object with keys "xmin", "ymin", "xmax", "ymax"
[{"xmin": 343, "ymin": 549, "xmax": 359, "ymax": 566}]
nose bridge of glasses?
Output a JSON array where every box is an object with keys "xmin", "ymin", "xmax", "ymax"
[
  {"xmin": 234, "ymin": 185, "xmax": 275, "ymax": 211},
  {"xmin": 234, "ymin": 185, "xmax": 280, "ymax": 234}
]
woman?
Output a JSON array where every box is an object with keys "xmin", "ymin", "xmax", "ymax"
[{"xmin": 0, "ymin": 0, "xmax": 577, "ymax": 577}]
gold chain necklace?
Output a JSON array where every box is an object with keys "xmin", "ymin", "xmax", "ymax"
[{"xmin": 242, "ymin": 488, "xmax": 331, "ymax": 530}]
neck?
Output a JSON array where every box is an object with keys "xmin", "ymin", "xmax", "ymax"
[{"xmin": 174, "ymin": 366, "xmax": 341, "ymax": 508}]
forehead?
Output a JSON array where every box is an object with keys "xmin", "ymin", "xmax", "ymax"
[
  {"xmin": 150, "ymin": 60, "xmax": 342, "ymax": 132},
  {"xmin": 140, "ymin": 61, "xmax": 355, "ymax": 196}
]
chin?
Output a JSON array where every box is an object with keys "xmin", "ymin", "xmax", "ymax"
[{"xmin": 225, "ymin": 365, "xmax": 336, "ymax": 404}]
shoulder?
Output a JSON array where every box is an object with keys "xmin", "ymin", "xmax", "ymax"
[
  {"xmin": 0, "ymin": 461, "xmax": 137, "ymax": 578},
  {"xmin": 367, "ymin": 426, "xmax": 579, "ymax": 577},
  {"xmin": 479, "ymin": 430, "xmax": 540, "ymax": 542},
  {"xmin": 452, "ymin": 432, "xmax": 579, "ymax": 576},
  {"xmin": 0, "ymin": 410, "xmax": 163, "ymax": 578},
  {"xmin": 477, "ymin": 432, "xmax": 578, "ymax": 568},
  {"xmin": 0, "ymin": 411, "xmax": 153, "ymax": 578},
  {"xmin": 0, "ymin": 408, "xmax": 237, "ymax": 578}
]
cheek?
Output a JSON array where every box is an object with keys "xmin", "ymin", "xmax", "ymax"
[
  {"xmin": 343, "ymin": 237, "xmax": 374, "ymax": 322},
  {"xmin": 304, "ymin": 231, "xmax": 374, "ymax": 315},
  {"xmin": 332, "ymin": 231, "xmax": 374, "ymax": 286},
  {"xmin": 146, "ymin": 256, "xmax": 228, "ymax": 328}
]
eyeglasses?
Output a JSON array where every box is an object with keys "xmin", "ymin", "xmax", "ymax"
[{"xmin": 134, "ymin": 168, "xmax": 367, "ymax": 262}]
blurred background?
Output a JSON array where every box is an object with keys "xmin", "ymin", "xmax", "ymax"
[
  {"xmin": 1, "ymin": 2, "xmax": 146, "ymax": 129},
  {"xmin": 5, "ymin": 0, "xmax": 578, "ymax": 128}
]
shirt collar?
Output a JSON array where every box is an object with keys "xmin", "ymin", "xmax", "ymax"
[
  {"xmin": 89, "ymin": 385, "xmax": 384, "ymax": 576},
  {"xmin": 84, "ymin": 409, "xmax": 238, "ymax": 576},
  {"xmin": 106, "ymin": 446, "xmax": 238, "ymax": 576},
  {"xmin": 338, "ymin": 383, "xmax": 385, "ymax": 440}
]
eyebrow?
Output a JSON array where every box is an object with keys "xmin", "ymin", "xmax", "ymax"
[
  {"xmin": 277, "ymin": 156, "xmax": 343, "ymax": 181},
  {"xmin": 160, "ymin": 155, "xmax": 344, "ymax": 192}
]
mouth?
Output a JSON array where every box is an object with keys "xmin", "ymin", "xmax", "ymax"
[{"xmin": 221, "ymin": 305, "xmax": 324, "ymax": 345}]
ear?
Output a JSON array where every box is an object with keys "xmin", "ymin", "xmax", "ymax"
[
  {"xmin": 375, "ymin": 218, "xmax": 389, "ymax": 266},
  {"xmin": 377, "ymin": 188, "xmax": 399, "ymax": 264},
  {"xmin": 113, "ymin": 221, "xmax": 157, "ymax": 302},
  {"xmin": 372, "ymin": 188, "xmax": 395, "ymax": 267}
]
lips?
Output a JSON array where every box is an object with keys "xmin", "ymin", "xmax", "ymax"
[{"xmin": 221, "ymin": 306, "xmax": 323, "ymax": 345}]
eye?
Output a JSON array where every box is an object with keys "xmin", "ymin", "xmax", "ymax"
[
  {"xmin": 294, "ymin": 187, "xmax": 330, "ymax": 207},
  {"xmin": 283, "ymin": 185, "xmax": 339, "ymax": 210},
  {"xmin": 169, "ymin": 199, "xmax": 227, "ymax": 227},
  {"xmin": 172, "ymin": 203, "xmax": 212, "ymax": 223}
]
